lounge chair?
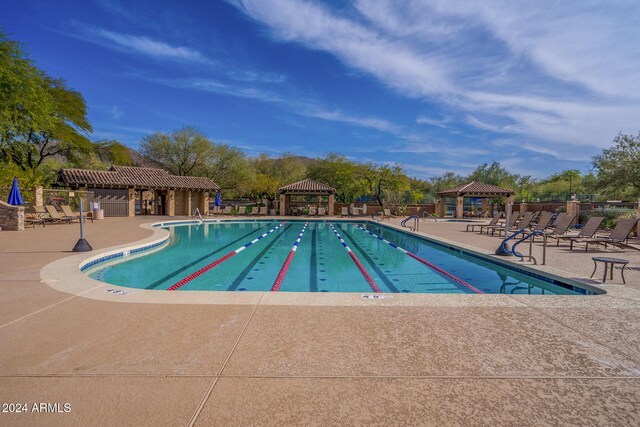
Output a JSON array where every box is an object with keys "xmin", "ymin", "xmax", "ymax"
[
  {"xmin": 237, "ymin": 206, "xmax": 246, "ymax": 216},
  {"xmin": 544, "ymin": 215, "xmax": 575, "ymax": 245},
  {"xmin": 480, "ymin": 212, "xmax": 519, "ymax": 235},
  {"xmin": 61, "ymin": 205, "xmax": 90, "ymax": 222},
  {"xmin": 258, "ymin": 206, "xmax": 267, "ymax": 215},
  {"xmin": 466, "ymin": 212, "xmax": 502, "ymax": 232},
  {"xmin": 531, "ymin": 211, "xmax": 552, "ymax": 231},
  {"xmin": 556, "ymin": 216, "xmax": 604, "ymax": 248},
  {"xmin": 493, "ymin": 212, "xmax": 533, "ymax": 237},
  {"xmin": 340, "ymin": 207, "xmax": 349, "ymax": 216},
  {"xmin": 308, "ymin": 206, "xmax": 317, "ymax": 216},
  {"xmin": 570, "ymin": 218, "xmax": 639, "ymax": 252},
  {"xmin": 381, "ymin": 208, "xmax": 396, "ymax": 221},
  {"xmin": 222, "ymin": 206, "xmax": 232, "ymax": 215},
  {"xmin": 318, "ymin": 207, "xmax": 326, "ymax": 216},
  {"xmin": 45, "ymin": 205, "xmax": 74, "ymax": 224}
]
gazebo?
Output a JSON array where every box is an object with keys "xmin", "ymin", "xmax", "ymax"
[
  {"xmin": 278, "ymin": 179, "xmax": 336, "ymax": 216},
  {"xmin": 436, "ymin": 181, "xmax": 514, "ymax": 219}
]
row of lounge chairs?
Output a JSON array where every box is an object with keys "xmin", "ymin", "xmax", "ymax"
[
  {"xmin": 209, "ymin": 206, "xmax": 268, "ymax": 216},
  {"xmin": 26, "ymin": 205, "xmax": 88, "ymax": 226},
  {"xmin": 466, "ymin": 211, "xmax": 639, "ymax": 253}
]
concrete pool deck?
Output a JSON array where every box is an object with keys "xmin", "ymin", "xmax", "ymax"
[{"xmin": 1, "ymin": 216, "xmax": 639, "ymax": 425}]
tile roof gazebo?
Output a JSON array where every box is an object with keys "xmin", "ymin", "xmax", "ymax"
[
  {"xmin": 57, "ymin": 166, "xmax": 219, "ymax": 217},
  {"xmin": 437, "ymin": 181, "xmax": 515, "ymax": 219},
  {"xmin": 278, "ymin": 179, "xmax": 336, "ymax": 216}
]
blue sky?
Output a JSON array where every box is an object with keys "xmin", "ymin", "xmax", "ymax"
[{"xmin": 2, "ymin": 0, "xmax": 639, "ymax": 179}]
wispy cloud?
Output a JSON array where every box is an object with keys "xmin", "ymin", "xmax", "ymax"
[
  {"xmin": 110, "ymin": 106, "xmax": 123, "ymax": 120},
  {"xmin": 301, "ymin": 109, "xmax": 402, "ymax": 134},
  {"xmin": 230, "ymin": 0, "xmax": 640, "ymax": 153},
  {"xmin": 89, "ymin": 28, "xmax": 207, "ymax": 62}
]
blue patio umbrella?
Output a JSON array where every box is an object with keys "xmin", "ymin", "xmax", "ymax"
[
  {"xmin": 215, "ymin": 192, "xmax": 221, "ymax": 206},
  {"xmin": 7, "ymin": 177, "xmax": 23, "ymax": 206}
]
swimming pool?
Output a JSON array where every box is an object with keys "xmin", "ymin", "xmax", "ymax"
[{"xmin": 83, "ymin": 220, "xmax": 598, "ymax": 295}]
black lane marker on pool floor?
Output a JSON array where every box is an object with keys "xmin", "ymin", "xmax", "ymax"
[
  {"xmin": 145, "ymin": 224, "xmax": 273, "ymax": 290},
  {"xmin": 226, "ymin": 224, "xmax": 293, "ymax": 291},
  {"xmin": 337, "ymin": 224, "xmax": 399, "ymax": 293},
  {"xmin": 309, "ymin": 227, "xmax": 318, "ymax": 292}
]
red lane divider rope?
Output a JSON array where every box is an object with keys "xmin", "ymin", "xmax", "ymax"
[
  {"xmin": 167, "ymin": 221, "xmax": 287, "ymax": 291},
  {"xmin": 351, "ymin": 223, "xmax": 484, "ymax": 294},
  {"xmin": 271, "ymin": 221, "xmax": 308, "ymax": 292},
  {"xmin": 328, "ymin": 222, "xmax": 381, "ymax": 293}
]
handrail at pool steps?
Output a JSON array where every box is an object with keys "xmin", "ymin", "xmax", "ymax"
[
  {"xmin": 192, "ymin": 208, "xmax": 205, "ymax": 224},
  {"xmin": 511, "ymin": 230, "xmax": 547, "ymax": 265},
  {"xmin": 495, "ymin": 228, "xmax": 527, "ymax": 256},
  {"xmin": 401, "ymin": 215, "xmax": 419, "ymax": 232}
]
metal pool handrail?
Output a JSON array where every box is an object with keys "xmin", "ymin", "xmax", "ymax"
[
  {"xmin": 401, "ymin": 215, "xmax": 419, "ymax": 231},
  {"xmin": 511, "ymin": 230, "xmax": 547, "ymax": 265}
]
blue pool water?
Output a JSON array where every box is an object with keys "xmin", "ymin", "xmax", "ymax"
[{"xmin": 85, "ymin": 220, "xmax": 597, "ymax": 295}]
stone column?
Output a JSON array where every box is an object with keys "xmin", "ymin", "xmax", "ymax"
[
  {"xmin": 280, "ymin": 193, "xmax": 286, "ymax": 216},
  {"xmin": 456, "ymin": 195, "xmax": 464, "ymax": 219},
  {"xmin": 566, "ymin": 200, "xmax": 580, "ymax": 226},
  {"xmin": 127, "ymin": 188, "xmax": 136, "ymax": 217},
  {"xmin": 328, "ymin": 194, "xmax": 335, "ymax": 216},
  {"xmin": 0, "ymin": 201, "xmax": 25, "ymax": 231},
  {"xmin": 481, "ymin": 197, "xmax": 488, "ymax": 216},
  {"xmin": 34, "ymin": 186, "xmax": 43, "ymax": 207},
  {"xmin": 167, "ymin": 190, "xmax": 175, "ymax": 217},
  {"xmin": 185, "ymin": 190, "xmax": 192, "ymax": 217},
  {"xmin": 520, "ymin": 202, "xmax": 527, "ymax": 214},
  {"xmin": 200, "ymin": 191, "xmax": 207, "ymax": 215},
  {"xmin": 436, "ymin": 199, "xmax": 444, "ymax": 217}
]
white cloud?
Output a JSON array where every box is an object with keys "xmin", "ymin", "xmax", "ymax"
[
  {"xmin": 230, "ymin": 0, "xmax": 640, "ymax": 153},
  {"xmin": 301, "ymin": 109, "xmax": 401, "ymax": 133},
  {"xmin": 110, "ymin": 106, "xmax": 123, "ymax": 120},
  {"xmin": 92, "ymin": 29, "xmax": 207, "ymax": 62}
]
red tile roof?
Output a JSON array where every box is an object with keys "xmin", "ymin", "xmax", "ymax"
[
  {"xmin": 437, "ymin": 181, "xmax": 514, "ymax": 196},
  {"xmin": 58, "ymin": 166, "xmax": 219, "ymax": 191},
  {"xmin": 279, "ymin": 179, "xmax": 336, "ymax": 193}
]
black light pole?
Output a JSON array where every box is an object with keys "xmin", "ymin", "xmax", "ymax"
[{"xmin": 72, "ymin": 198, "xmax": 93, "ymax": 252}]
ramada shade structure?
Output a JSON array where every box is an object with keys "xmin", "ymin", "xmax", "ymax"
[
  {"xmin": 278, "ymin": 179, "xmax": 336, "ymax": 216},
  {"xmin": 57, "ymin": 165, "xmax": 219, "ymax": 217},
  {"xmin": 437, "ymin": 181, "xmax": 514, "ymax": 219}
]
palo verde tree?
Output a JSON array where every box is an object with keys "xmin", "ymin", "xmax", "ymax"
[
  {"xmin": 592, "ymin": 132, "xmax": 640, "ymax": 199},
  {"xmin": 361, "ymin": 162, "xmax": 408, "ymax": 207}
]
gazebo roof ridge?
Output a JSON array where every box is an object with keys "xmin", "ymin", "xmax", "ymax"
[
  {"xmin": 437, "ymin": 180, "xmax": 514, "ymax": 196},
  {"xmin": 278, "ymin": 178, "xmax": 336, "ymax": 194}
]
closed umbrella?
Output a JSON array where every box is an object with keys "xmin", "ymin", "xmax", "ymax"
[
  {"xmin": 7, "ymin": 177, "xmax": 23, "ymax": 206},
  {"xmin": 215, "ymin": 192, "xmax": 221, "ymax": 206}
]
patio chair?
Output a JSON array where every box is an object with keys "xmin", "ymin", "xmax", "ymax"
[
  {"xmin": 61, "ymin": 205, "xmax": 90, "ymax": 223},
  {"xmin": 480, "ymin": 212, "xmax": 520, "ymax": 235},
  {"xmin": 318, "ymin": 207, "xmax": 326, "ymax": 216},
  {"xmin": 45, "ymin": 205, "xmax": 74, "ymax": 224},
  {"xmin": 237, "ymin": 206, "xmax": 246, "ymax": 216},
  {"xmin": 308, "ymin": 206, "xmax": 317, "ymax": 216},
  {"xmin": 340, "ymin": 207, "xmax": 349, "ymax": 216},
  {"xmin": 531, "ymin": 211, "xmax": 552, "ymax": 231},
  {"xmin": 569, "ymin": 218, "xmax": 639, "ymax": 252},
  {"xmin": 258, "ymin": 206, "xmax": 267, "ymax": 215},
  {"xmin": 544, "ymin": 214, "xmax": 575, "ymax": 245},
  {"xmin": 466, "ymin": 212, "xmax": 502, "ymax": 232},
  {"xmin": 380, "ymin": 208, "xmax": 396, "ymax": 221},
  {"xmin": 493, "ymin": 212, "xmax": 533, "ymax": 236},
  {"xmin": 556, "ymin": 216, "xmax": 604, "ymax": 248},
  {"xmin": 223, "ymin": 206, "xmax": 233, "ymax": 215}
]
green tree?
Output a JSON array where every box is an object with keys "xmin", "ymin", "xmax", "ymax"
[
  {"xmin": 248, "ymin": 173, "xmax": 280, "ymax": 205},
  {"xmin": 467, "ymin": 161, "xmax": 520, "ymax": 189},
  {"xmin": 204, "ymin": 143, "xmax": 255, "ymax": 198},
  {"xmin": 94, "ymin": 140, "xmax": 134, "ymax": 166},
  {"xmin": 361, "ymin": 162, "xmax": 408, "ymax": 207},
  {"xmin": 1, "ymin": 31, "xmax": 93, "ymax": 172},
  {"xmin": 253, "ymin": 153, "xmax": 307, "ymax": 186},
  {"xmin": 592, "ymin": 132, "xmax": 640, "ymax": 199},
  {"xmin": 140, "ymin": 126, "xmax": 212, "ymax": 176},
  {"xmin": 306, "ymin": 153, "xmax": 365, "ymax": 202}
]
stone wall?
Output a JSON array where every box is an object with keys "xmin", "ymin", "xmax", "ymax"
[{"xmin": 0, "ymin": 200, "xmax": 25, "ymax": 231}]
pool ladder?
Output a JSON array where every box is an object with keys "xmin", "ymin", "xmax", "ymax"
[
  {"xmin": 192, "ymin": 208, "xmax": 205, "ymax": 224},
  {"xmin": 401, "ymin": 215, "xmax": 419, "ymax": 232},
  {"xmin": 497, "ymin": 228, "xmax": 547, "ymax": 265}
]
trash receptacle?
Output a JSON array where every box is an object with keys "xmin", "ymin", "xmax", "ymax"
[{"xmin": 93, "ymin": 209, "xmax": 104, "ymax": 220}]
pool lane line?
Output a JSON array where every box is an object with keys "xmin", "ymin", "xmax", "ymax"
[
  {"xmin": 336, "ymin": 224, "xmax": 399, "ymax": 293},
  {"xmin": 167, "ymin": 221, "xmax": 287, "ymax": 291},
  {"xmin": 328, "ymin": 222, "xmax": 382, "ymax": 293},
  {"xmin": 146, "ymin": 224, "xmax": 272, "ymax": 289},
  {"xmin": 271, "ymin": 221, "xmax": 308, "ymax": 292},
  {"xmin": 227, "ymin": 224, "xmax": 293, "ymax": 291},
  {"xmin": 350, "ymin": 223, "xmax": 484, "ymax": 294}
]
